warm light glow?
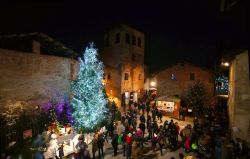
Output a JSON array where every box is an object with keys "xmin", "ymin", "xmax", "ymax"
[
  {"xmin": 224, "ymin": 62, "xmax": 229, "ymax": 67},
  {"xmin": 102, "ymin": 79, "xmax": 106, "ymax": 86},
  {"xmin": 150, "ymin": 81, "xmax": 156, "ymax": 87},
  {"xmin": 221, "ymin": 62, "xmax": 230, "ymax": 67}
]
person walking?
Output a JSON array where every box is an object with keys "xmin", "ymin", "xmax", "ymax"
[{"xmin": 111, "ymin": 133, "xmax": 118, "ymax": 156}]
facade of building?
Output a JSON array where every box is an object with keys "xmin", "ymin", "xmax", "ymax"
[
  {"xmin": 152, "ymin": 62, "xmax": 214, "ymax": 98},
  {"xmin": 101, "ymin": 24, "xmax": 145, "ymax": 105},
  {"xmin": 0, "ymin": 33, "xmax": 78, "ymax": 109},
  {"xmin": 227, "ymin": 50, "xmax": 250, "ymax": 143}
]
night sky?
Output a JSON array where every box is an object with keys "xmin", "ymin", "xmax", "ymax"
[{"xmin": 0, "ymin": 0, "xmax": 247, "ymax": 71}]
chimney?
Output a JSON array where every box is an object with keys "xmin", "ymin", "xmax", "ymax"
[{"xmin": 32, "ymin": 40, "xmax": 40, "ymax": 54}]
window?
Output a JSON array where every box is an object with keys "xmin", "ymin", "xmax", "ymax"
[
  {"xmin": 132, "ymin": 36, "xmax": 136, "ymax": 45},
  {"xmin": 171, "ymin": 73, "xmax": 176, "ymax": 80},
  {"xmin": 124, "ymin": 73, "xmax": 129, "ymax": 80},
  {"xmin": 137, "ymin": 38, "xmax": 141, "ymax": 47},
  {"xmin": 116, "ymin": 33, "xmax": 120, "ymax": 43},
  {"xmin": 103, "ymin": 73, "xmax": 106, "ymax": 80},
  {"xmin": 126, "ymin": 33, "xmax": 130, "ymax": 44},
  {"xmin": 190, "ymin": 73, "xmax": 195, "ymax": 81},
  {"xmin": 132, "ymin": 52, "xmax": 135, "ymax": 61},
  {"xmin": 138, "ymin": 74, "xmax": 142, "ymax": 80},
  {"xmin": 105, "ymin": 37, "xmax": 109, "ymax": 46},
  {"xmin": 108, "ymin": 73, "xmax": 111, "ymax": 79}
]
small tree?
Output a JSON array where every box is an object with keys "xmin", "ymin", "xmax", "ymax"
[
  {"xmin": 182, "ymin": 81, "xmax": 209, "ymax": 116},
  {"xmin": 71, "ymin": 43, "xmax": 107, "ymax": 132}
]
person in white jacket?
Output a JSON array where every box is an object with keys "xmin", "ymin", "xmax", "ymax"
[{"xmin": 43, "ymin": 133, "xmax": 58, "ymax": 159}]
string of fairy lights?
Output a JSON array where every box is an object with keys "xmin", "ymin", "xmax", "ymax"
[{"xmin": 71, "ymin": 43, "xmax": 107, "ymax": 131}]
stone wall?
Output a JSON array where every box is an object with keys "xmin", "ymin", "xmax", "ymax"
[
  {"xmin": 155, "ymin": 63, "xmax": 214, "ymax": 97},
  {"xmin": 228, "ymin": 50, "xmax": 250, "ymax": 143},
  {"xmin": 0, "ymin": 48, "xmax": 77, "ymax": 108},
  {"xmin": 101, "ymin": 24, "xmax": 145, "ymax": 103}
]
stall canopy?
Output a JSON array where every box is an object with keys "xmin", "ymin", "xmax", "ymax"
[{"xmin": 156, "ymin": 96, "xmax": 181, "ymax": 102}]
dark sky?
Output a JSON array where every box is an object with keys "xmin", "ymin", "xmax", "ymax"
[{"xmin": 0, "ymin": 0, "xmax": 247, "ymax": 71}]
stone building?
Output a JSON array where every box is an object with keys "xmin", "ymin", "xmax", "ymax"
[
  {"xmin": 226, "ymin": 49, "xmax": 250, "ymax": 143},
  {"xmin": 151, "ymin": 62, "xmax": 214, "ymax": 98},
  {"xmin": 101, "ymin": 24, "xmax": 145, "ymax": 105},
  {"xmin": 0, "ymin": 33, "xmax": 78, "ymax": 109}
]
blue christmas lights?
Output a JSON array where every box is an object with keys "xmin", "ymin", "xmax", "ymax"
[{"xmin": 71, "ymin": 43, "xmax": 107, "ymax": 131}]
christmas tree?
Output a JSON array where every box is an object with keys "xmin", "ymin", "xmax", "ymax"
[{"xmin": 71, "ymin": 43, "xmax": 107, "ymax": 132}]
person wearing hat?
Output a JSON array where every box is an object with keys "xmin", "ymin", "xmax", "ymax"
[{"xmin": 74, "ymin": 134, "xmax": 88, "ymax": 159}]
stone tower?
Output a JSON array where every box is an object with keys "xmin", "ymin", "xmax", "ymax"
[{"xmin": 101, "ymin": 24, "xmax": 145, "ymax": 105}]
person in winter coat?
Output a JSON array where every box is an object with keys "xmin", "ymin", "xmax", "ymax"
[
  {"xmin": 152, "ymin": 120, "xmax": 158, "ymax": 134},
  {"xmin": 74, "ymin": 135, "xmax": 87, "ymax": 159},
  {"xmin": 43, "ymin": 133, "xmax": 58, "ymax": 159},
  {"xmin": 175, "ymin": 122, "xmax": 180, "ymax": 141},
  {"xmin": 122, "ymin": 133, "xmax": 127, "ymax": 157},
  {"xmin": 140, "ymin": 114, "xmax": 146, "ymax": 123},
  {"xmin": 92, "ymin": 133, "xmax": 98, "ymax": 159},
  {"xmin": 158, "ymin": 132, "xmax": 165, "ymax": 156},
  {"xmin": 158, "ymin": 111, "xmax": 163, "ymax": 123},
  {"xmin": 33, "ymin": 133, "xmax": 46, "ymax": 159},
  {"xmin": 139, "ymin": 122, "xmax": 146, "ymax": 137},
  {"xmin": 126, "ymin": 133, "xmax": 133, "ymax": 159},
  {"xmin": 111, "ymin": 133, "xmax": 118, "ymax": 156},
  {"xmin": 146, "ymin": 102, "xmax": 150, "ymax": 115},
  {"xmin": 146, "ymin": 115, "xmax": 151, "ymax": 130},
  {"xmin": 148, "ymin": 121, "xmax": 153, "ymax": 139},
  {"xmin": 151, "ymin": 133, "xmax": 158, "ymax": 151},
  {"xmin": 135, "ymin": 127, "xmax": 144, "ymax": 150},
  {"xmin": 97, "ymin": 133, "xmax": 105, "ymax": 157}
]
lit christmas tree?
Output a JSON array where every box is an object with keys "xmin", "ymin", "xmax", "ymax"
[{"xmin": 71, "ymin": 43, "xmax": 107, "ymax": 132}]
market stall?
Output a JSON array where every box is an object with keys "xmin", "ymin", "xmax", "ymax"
[{"xmin": 156, "ymin": 96, "xmax": 181, "ymax": 119}]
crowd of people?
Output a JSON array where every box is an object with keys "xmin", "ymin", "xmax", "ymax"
[
  {"xmin": 30, "ymin": 100, "xmax": 250, "ymax": 159},
  {"xmin": 103, "ymin": 100, "xmax": 249, "ymax": 159},
  {"xmin": 105, "ymin": 102, "xmax": 185, "ymax": 158}
]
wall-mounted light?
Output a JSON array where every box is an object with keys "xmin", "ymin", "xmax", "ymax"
[
  {"xmin": 150, "ymin": 81, "xmax": 156, "ymax": 87},
  {"xmin": 102, "ymin": 79, "xmax": 106, "ymax": 86},
  {"xmin": 221, "ymin": 61, "xmax": 230, "ymax": 67}
]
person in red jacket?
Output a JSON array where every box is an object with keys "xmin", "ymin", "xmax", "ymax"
[{"xmin": 126, "ymin": 133, "xmax": 133, "ymax": 159}]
